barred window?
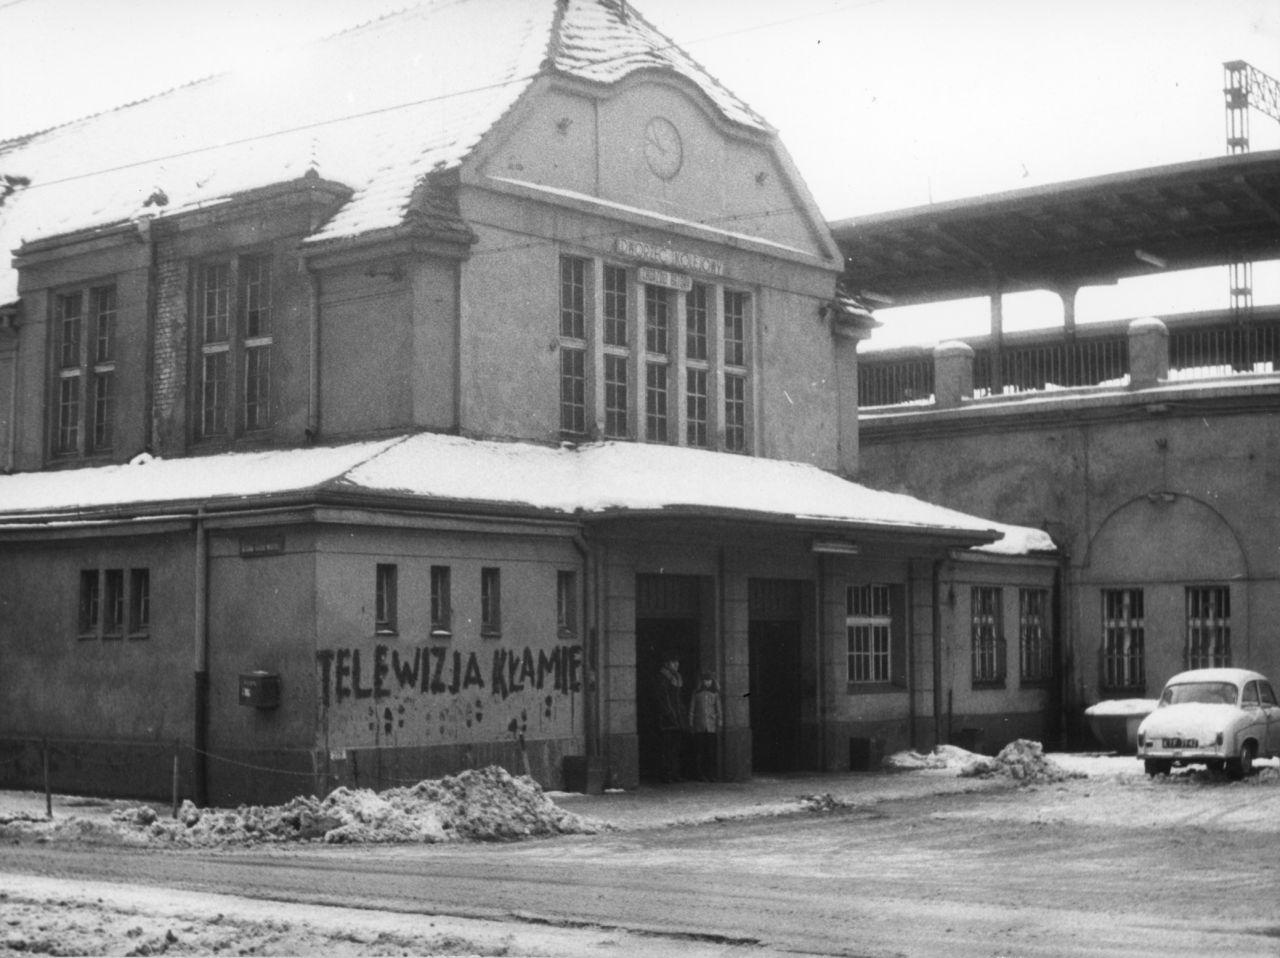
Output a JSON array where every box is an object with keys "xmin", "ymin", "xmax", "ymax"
[
  {"xmin": 972, "ymin": 586, "xmax": 1006, "ymax": 686},
  {"xmin": 645, "ymin": 363, "xmax": 668, "ymax": 441},
  {"xmin": 559, "ymin": 255, "xmax": 586, "ymax": 339},
  {"xmin": 604, "ymin": 265, "xmax": 628, "ymax": 347},
  {"xmin": 1186, "ymin": 586, "xmax": 1230, "ymax": 668},
  {"xmin": 1019, "ymin": 588, "xmax": 1052, "ymax": 683},
  {"xmin": 79, "ymin": 567, "xmax": 150, "ymax": 641},
  {"xmin": 847, "ymin": 584, "xmax": 892, "ymax": 684},
  {"xmin": 560, "ymin": 347, "xmax": 586, "ymax": 435},
  {"xmin": 1101, "ymin": 588, "xmax": 1145, "ymax": 691},
  {"xmin": 724, "ymin": 290, "xmax": 748, "ymax": 367},
  {"xmin": 686, "ymin": 283, "xmax": 708, "ymax": 361}
]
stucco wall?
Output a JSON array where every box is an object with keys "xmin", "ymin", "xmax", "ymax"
[{"xmin": 859, "ymin": 393, "xmax": 1280, "ymax": 729}]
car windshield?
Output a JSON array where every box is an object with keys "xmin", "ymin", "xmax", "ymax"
[{"xmin": 1160, "ymin": 681, "xmax": 1238, "ymax": 706}]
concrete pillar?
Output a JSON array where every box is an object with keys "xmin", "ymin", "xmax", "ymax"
[
  {"xmin": 933, "ymin": 340, "xmax": 975, "ymax": 409},
  {"xmin": 1128, "ymin": 318, "xmax": 1169, "ymax": 390}
]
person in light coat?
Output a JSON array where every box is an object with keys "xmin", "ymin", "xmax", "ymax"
[{"xmin": 688, "ymin": 672, "xmax": 722, "ymax": 781}]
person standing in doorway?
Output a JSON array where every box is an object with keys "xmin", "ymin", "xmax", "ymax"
[
  {"xmin": 689, "ymin": 671, "xmax": 722, "ymax": 781},
  {"xmin": 656, "ymin": 655, "xmax": 687, "ymax": 782}
]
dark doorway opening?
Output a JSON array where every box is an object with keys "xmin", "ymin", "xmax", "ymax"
[
  {"xmin": 636, "ymin": 618, "xmax": 700, "ymax": 783},
  {"xmin": 748, "ymin": 619, "xmax": 803, "ymax": 772}
]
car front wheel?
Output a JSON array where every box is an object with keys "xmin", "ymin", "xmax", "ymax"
[
  {"xmin": 1227, "ymin": 740, "xmax": 1257, "ymax": 780},
  {"xmin": 1144, "ymin": 759, "xmax": 1171, "ymax": 777}
]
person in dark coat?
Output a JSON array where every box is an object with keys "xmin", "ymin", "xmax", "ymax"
[{"xmin": 656, "ymin": 655, "xmax": 687, "ymax": 782}]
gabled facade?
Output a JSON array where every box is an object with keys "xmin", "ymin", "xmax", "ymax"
[{"xmin": 0, "ymin": 0, "xmax": 1055, "ymax": 804}]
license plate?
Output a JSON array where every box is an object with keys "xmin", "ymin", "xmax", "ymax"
[{"xmin": 1162, "ymin": 737, "xmax": 1197, "ymax": 748}]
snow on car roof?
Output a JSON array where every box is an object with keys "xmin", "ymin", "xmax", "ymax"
[
  {"xmin": 1162, "ymin": 668, "xmax": 1268, "ymax": 686},
  {"xmin": 0, "ymin": 433, "xmax": 1055, "ymax": 555}
]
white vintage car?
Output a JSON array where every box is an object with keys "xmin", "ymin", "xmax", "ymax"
[{"xmin": 1136, "ymin": 668, "xmax": 1280, "ymax": 778}]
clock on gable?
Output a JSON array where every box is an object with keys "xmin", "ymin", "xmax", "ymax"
[{"xmin": 643, "ymin": 116, "xmax": 683, "ymax": 181}]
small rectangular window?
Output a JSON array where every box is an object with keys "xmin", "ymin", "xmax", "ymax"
[
  {"xmin": 375, "ymin": 564, "xmax": 397, "ymax": 635},
  {"xmin": 724, "ymin": 290, "xmax": 748, "ymax": 367},
  {"xmin": 847, "ymin": 584, "xmax": 892, "ymax": 684},
  {"xmin": 57, "ymin": 374, "xmax": 81, "ymax": 455},
  {"xmin": 1101, "ymin": 588, "xmax": 1144, "ymax": 691},
  {"xmin": 644, "ymin": 285, "xmax": 669, "ymax": 356},
  {"xmin": 103, "ymin": 569, "xmax": 125, "ymax": 637},
  {"xmin": 430, "ymin": 565, "xmax": 452, "ymax": 635},
  {"xmin": 645, "ymin": 362, "xmax": 668, "ymax": 442},
  {"xmin": 198, "ymin": 262, "xmax": 231, "ymax": 344},
  {"xmin": 724, "ymin": 373, "xmax": 746, "ymax": 452},
  {"xmin": 78, "ymin": 569, "xmax": 100, "ymax": 636},
  {"xmin": 686, "ymin": 284, "xmax": 708, "ymax": 361},
  {"xmin": 1186, "ymin": 586, "xmax": 1230, "ymax": 668},
  {"xmin": 129, "ymin": 568, "xmax": 150, "ymax": 636},
  {"xmin": 91, "ymin": 370, "xmax": 114, "ymax": 451},
  {"xmin": 560, "ymin": 347, "xmax": 586, "ymax": 435},
  {"xmin": 686, "ymin": 367, "xmax": 708, "ymax": 447},
  {"xmin": 201, "ymin": 349, "xmax": 229, "ymax": 437},
  {"xmin": 481, "ymin": 567, "xmax": 501, "ymax": 636},
  {"xmin": 559, "ymin": 256, "xmax": 587, "ymax": 339},
  {"xmin": 242, "ymin": 255, "xmax": 271, "ymax": 339},
  {"xmin": 971, "ymin": 586, "xmax": 1005, "ymax": 686},
  {"xmin": 58, "ymin": 292, "xmax": 83, "ymax": 369},
  {"xmin": 1019, "ymin": 588, "xmax": 1052, "ymax": 683},
  {"xmin": 604, "ymin": 354, "xmax": 628, "ymax": 439},
  {"xmin": 556, "ymin": 571, "xmax": 577, "ymax": 637},
  {"xmin": 604, "ymin": 265, "xmax": 628, "ymax": 347},
  {"xmin": 244, "ymin": 345, "xmax": 271, "ymax": 431},
  {"xmin": 92, "ymin": 286, "xmax": 117, "ymax": 363}
]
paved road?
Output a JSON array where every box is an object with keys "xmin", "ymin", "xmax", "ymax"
[{"xmin": 6, "ymin": 784, "xmax": 1280, "ymax": 956}]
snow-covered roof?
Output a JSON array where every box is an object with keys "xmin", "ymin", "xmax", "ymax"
[
  {"xmin": 0, "ymin": 0, "xmax": 765, "ymax": 303},
  {"xmin": 0, "ymin": 433, "xmax": 1055, "ymax": 556}
]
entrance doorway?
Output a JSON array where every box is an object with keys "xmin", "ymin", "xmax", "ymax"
[
  {"xmin": 748, "ymin": 578, "xmax": 805, "ymax": 774},
  {"xmin": 634, "ymin": 574, "xmax": 706, "ymax": 784},
  {"xmin": 636, "ymin": 618, "xmax": 700, "ymax": 782},
  {"xmin": 748, "ymin": 619, "xmax": 802, "ymax": 772}
]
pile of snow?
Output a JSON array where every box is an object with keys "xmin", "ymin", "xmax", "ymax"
[
  {"xmin": 1084, "ymin": 699, "xmax": 1158, "ymax": 717},
  {"xmin": 104, "ymin": 766, "xmax": 601, "ymax": 846},
  {"xmin": 883, "ymin": 744, "xmax": 982, "ymax": 771},
  {"xmin": 959, "ymin": 740, "xmax": 1085, "ymax": 784}
]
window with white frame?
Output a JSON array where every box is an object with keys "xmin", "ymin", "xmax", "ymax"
[
  {"xmin": 847, "ymin": 584, "xmax": 892, "ymax": 684},
  {"xmin": 1186, "ymin": 586, "xmax": 1230, "ymax": 668},
  {"xmin": 194, "ymin": 253, "xmax": 273, "ymax": 440},
  {"xmin": 553, "ymin": 259, "xmax": 753, "ymax": 452},
  {"xmin": 1101, "ymin": 588, "xmax": 1144, "ymax": 690},
  {"xmin": 53, "ymin": 284, "xmax": 117, "ymax": 458},
  {"xmin": 430, "ymin": 565, "xmax": 452, "ymax": 636},
  {"xmin": 971, "ymin": 586, "xmax": 1006, "ymax": 686},
  {"xmin": 1019, "ymin": 588, "xmax": 1052, "ymax": 683},
  {"xmin": 556, "ymin": 570, "xmax": 577, "ymax": 638}
]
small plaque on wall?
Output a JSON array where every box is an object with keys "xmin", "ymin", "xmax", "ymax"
[{"xmin": 239, "ymin": 534, "xmax": 284, "ymax": 558}]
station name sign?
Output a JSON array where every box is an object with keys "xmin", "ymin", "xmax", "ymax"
[{"xmin": 615, "ymin": 237, "xmax": 725, "ymax": 277}]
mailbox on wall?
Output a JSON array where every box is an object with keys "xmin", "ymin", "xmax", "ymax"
[{"xmin": 239, "ymin": 671, "xmax": 281, "ymax": 709}]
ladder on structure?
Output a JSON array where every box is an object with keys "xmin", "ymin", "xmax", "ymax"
[{"xmin": 1223, "ymin": 61, "xmax": 1280, "ymax": 316}]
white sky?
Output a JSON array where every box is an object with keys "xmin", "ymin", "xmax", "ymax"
[{"xmin": 2, "ymin": 0, "xmax": 1279, "ymax": 344}]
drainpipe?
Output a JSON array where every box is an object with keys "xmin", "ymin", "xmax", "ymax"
[
  {"xmin": 906, "ymin": 560, "xmax": 917, "ymax": 750},
  {"xmin": 193, "ymin": 508, "xmax": 210, "ymax": 806},
  {"xmin": 814, "ymin": 552, "xmax": 826, "ymax": 771},
  {"xmin": 5, "ymin": 315, "xmax": 18, "ymax": 472},
  {"xmin": 571, "ymin": 532, "xmax": 596, "ymax": 761},
  {"xmin": 306, "ymin": 267, "xmax": 321, "ymax": 440},
  {"xmin": 931, "ymin": 557, "xmax": 945, "ymax": 747}
]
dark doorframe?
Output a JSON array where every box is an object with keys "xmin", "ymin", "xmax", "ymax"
[
  {"xmin": 635, "ymin": 618, "xmax": 700, "ymax": 783},
  {"xmin": 748, "ymin": 618, "xmax": 803, "ymax": 773}
]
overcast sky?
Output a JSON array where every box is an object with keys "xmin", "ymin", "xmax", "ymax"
[{"xmin": 2, "ymin": 0, "xmax": 1279, "ymax": 341}]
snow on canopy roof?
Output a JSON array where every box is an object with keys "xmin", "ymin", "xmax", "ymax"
[
  {"xmin": 0, "ymin": 0, "xmax": 766, "ymax": 304},
  {"xmin": 0, "ymin": 433, "xmax": 1055, "ymax": 556}
]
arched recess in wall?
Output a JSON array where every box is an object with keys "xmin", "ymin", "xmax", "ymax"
[{"xmin": 1083, "ymin": 494, "xmax": 1249, "ymax": 584}]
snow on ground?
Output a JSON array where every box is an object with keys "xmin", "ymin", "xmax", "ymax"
[
  {"xmin": 884, "ymin": 739, "xmax": 1084, "ymax": 783},
  {"xmin": 0, "ymin": 766, "xmax": 602, "ymax": 847}
]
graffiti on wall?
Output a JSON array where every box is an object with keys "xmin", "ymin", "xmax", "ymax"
[{"xmin": 316, "ymin": 644, "xmax": 584, "ymax": 708}]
